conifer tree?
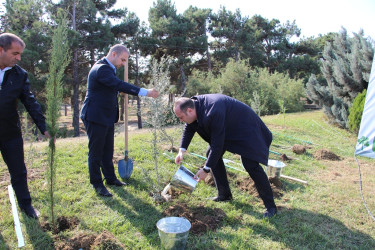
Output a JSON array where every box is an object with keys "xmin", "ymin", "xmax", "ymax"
[
  {"xmin": 45, "ymin": 10, "xmax": 70, "ymax": 232},
  {"xmin": 306, "ymin": 28, "xmax": 374, "ymax": 128}
]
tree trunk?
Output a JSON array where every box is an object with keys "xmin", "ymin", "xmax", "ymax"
[
  {"xmin": 72, "ymin": 49, "xmax": 80, "ymax": 137},
  {"xmin": 180, "ymin": 64, "xmax": 186, "ymax": 96},
  {"xmin": 71, "ymin": 0, "xmax": 80, "ymax": 137},
  {"xmin": 135, "ymin": 49, "xmax": 143, "ymax": 129},
  {"xmin": 207, "ymin": 48, "xmax": 212, "ymax": 72}
]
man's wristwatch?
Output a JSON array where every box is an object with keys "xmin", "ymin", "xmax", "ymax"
[{"xmin": 202, "ymin": 167, "xmax": 210, "ymax": 173}]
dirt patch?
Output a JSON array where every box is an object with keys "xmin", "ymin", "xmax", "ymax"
[
  {"xmin": 0, "ymin": 167, "xmax": 45, "ymax": 188},
  {"xmin": 54, "ymin": 232, "xmax": 97, "ymax": 250},
  {"xmin": 41, "ymin": 216, "xmax": 80, "ymax": 233},
  {"xmin": 204, "ymin": 171, "xmax": 238, "ymax": 187},
  {"xmin": 162, "ymin": 203, "xmax": 226, "ymax": 235},
  {"xmin": 314, "ymin": 149, "xmax": 340, "ymax": 161},
  {"xmin": 91, "ymin": 230, "xmax": 125, "ymax": 249},
  {"xmin": 280, "ymin": 153, "xmax": 292, "ymax": 162},
  {"xmin": 236, "ymin": 176, "xmax": 283, "ymax": 199},
  {"xmin": 292, "ymin": 144, "xmax": 306, "ymax": 154},
  {"xmin": 54, "ymin": 230, "xmax": 124, "ymax": 250},
  {"xmin": 167, "ymin": 186, "xmax": 185, "ymax": 198}
]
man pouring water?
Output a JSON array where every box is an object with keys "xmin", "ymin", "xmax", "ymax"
[{"xmin": 174, "ymin": 94, "xmax": 277, "ymax": 218}]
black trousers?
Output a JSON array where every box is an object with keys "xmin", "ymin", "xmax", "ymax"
[
  {"xmin": 0, "ymin": 136, "xmax": 31, "ymax": 207},
  {"xmin": 83, "ymin": 120, "xmax": 117, "ymax": 188},
  {"xmin": 208, "ymin": 149, "xmax": 276, "ymax": 209}
]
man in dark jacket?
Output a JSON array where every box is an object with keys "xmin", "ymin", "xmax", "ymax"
[
  {"xmin": 174, "ymin": 94, "xmax": 277, "ymax": 218},
  {"xmin": 0, "ymin": 33, "xmax": 51, "ymax": 219},
  {"xmin": 80, "ymin": 44, "xmax": 158, "ymax": 197}
]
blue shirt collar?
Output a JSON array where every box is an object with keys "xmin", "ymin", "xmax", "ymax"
[
  {"xmin": 0, "ymin": 67, "xmax": 12, "ymax": 85},
  {"xmin": 104, "ymin": 57, "xmax": 116, "ymax": 73}
]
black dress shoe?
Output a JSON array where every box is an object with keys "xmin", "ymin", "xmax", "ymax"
[
  {"xmin": 263, "ymin": 207, "xmax": 277, "ymax": 218},
  {"xmin": 20, "ymin": 204, "xmax": 40, "ymax": 219},
  {"xmin": 106, "ymin": 179, "xmax": 127, "ymax": 186},
  {"xmin": 95, "ymin": 186, "xmax": 113, "ymax": 197},
  {"xmin": 212, "ymin": 195, "xmax": 233, "ymax": 202}
]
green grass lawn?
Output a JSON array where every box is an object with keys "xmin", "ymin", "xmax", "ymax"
[{"xmin": 0, "ymin": 110, "xmax": 374, "ymax": 249}]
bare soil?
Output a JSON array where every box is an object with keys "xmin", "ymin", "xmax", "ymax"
[
  {"xmin": 314, "ymin": 148, "xmax": 341, "ymax": 160},
  {"xmin": 162, "ymin": 203, "xmax": 226, "ymax": 235},
  {"xmin": 236, "ymin": 176, "xmax": 284, "ymax": 199},
  {"xmin": 292, "ymin": 144, "xmax": 307, "ymax": 154},
  {"xmin": 41, "ymin": 216, "xmax": 80, "ymax": 234},
  {"xmin": 54, "ymin": 230, "xmax": 124, "ymax": 250}
]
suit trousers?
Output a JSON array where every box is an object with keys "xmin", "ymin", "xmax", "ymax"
[
  {"xmin": 241, "ymin": 157, "xmax": 276, "ymax": 209},
  {"xmin": 0, "ymin": 136, "xmax": 32, "ymax": 207},
  {"xmin": 83, "ymin": 120, "xmax": 117, "ymax": 188},
  {"xmin": 208, "ymin": 148, "xmax": 276, "ymax": 209},
  {"xmin": 206, "ymin": 148, "xmax": 232, "ymax": 197}
]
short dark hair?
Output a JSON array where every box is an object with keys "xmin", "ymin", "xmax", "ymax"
[
  {"xmin": 174, "ymin": 97, "xmax": 194, "ymax": 113},
  {"xmin": 0, "ymin": 33, "xmax": 25, "ymax": 51}
]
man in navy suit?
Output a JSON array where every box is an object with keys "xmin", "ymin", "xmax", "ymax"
[
  {"xmin": 174, "ymin": 94, "xmax": 277, "ymax": 218},
  {"xmin": 0, "ymin": 33, "xmax": 51, "ymax": 219},
  {"xmin": 80, "ymin": 44, "xmax": 158, "ymax": 197}
]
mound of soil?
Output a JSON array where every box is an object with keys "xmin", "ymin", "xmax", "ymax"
[
  {"xmin": 292, "ymin": 144, "xmax": 306, "ymax": 154},
  {"xmin": 41, "ymin": 216, "xmax": 80, "ymax": 233},
  {"xmin": 55, "ymin": 230, "xmax": 124, "ymax": 250},
  {"xmin": 236, "ymin": 176, "xmax": 283, "ymax": 199},
  {"xmin": 91, "ymin": 231, "xmax": 125, "ymax": 249},
  {"xmin": 167, "ymin": 186, "xmax": 184, "ymax": 198},
  {"xmin": 204, "ymin": 171, "xmax": 238, "ymax": 187},
  {"xmin": 54, "ymin": 232, "xmax": 97, "ymax": 250},
  {"xmin": 314, "ymin": 149, "xmax": 340, "ymax": 161},
  {"xmin": 162, "ymin": 203, "xmax": 226, "ymax": 235},
  {"xmin": 280, "ymin": 153, "xmax": 292, "ymax": 162}
]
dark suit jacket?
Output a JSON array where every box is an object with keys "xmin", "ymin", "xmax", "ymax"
[
  {"xmin": 80, "ymin": 58, "xmax": 141, "ymax": 126},
  {"xmin": 180, "ymin": 94, "xmax": 272, "ymax": 166},
  {"xmin": 0, "ymin": 65, "xmax": 46, "ymax": 141}
]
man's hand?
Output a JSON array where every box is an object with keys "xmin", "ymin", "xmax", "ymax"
[
  {"xmin": 175, "ymin": 149, "xmax": 186, "ymax": 165},
  {"xmin": 44, "ymin": 131, "xmax": 51, "ymax": 139},
  {"xmin": 44, "ymin": 131, "xmax": 56, "ymax": 143},
  {"xmin": 194, "ymin": 168, "xmax": 208, "ymax": 182},
  {"xmin": 146, "ymin": 89, "xmax": 159, "ymax": 98}
]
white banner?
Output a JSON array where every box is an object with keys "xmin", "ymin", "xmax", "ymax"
[{"xmin": 355, "ymin": 53, "xmax": 375, "ymax": 158}]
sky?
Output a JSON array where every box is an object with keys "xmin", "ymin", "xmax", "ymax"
[
  {"xmin": 1, "ymin": 0, "xmax": 374, "ymax": 40},
  {"xmin": 114, "ymin": 0, "xmax": 375, "ymax": 40}
]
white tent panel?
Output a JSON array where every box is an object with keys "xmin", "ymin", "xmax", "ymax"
[{"xmin": 355, "ymin": 53, "xmax": 375, "ymax": 158}]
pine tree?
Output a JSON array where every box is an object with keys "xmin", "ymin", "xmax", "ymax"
[
  {"xmin": 306, "ymin": 28, "xmax": 374, "ymax": 128},
  {"xmin": 45, "ymin": 10, "xmax": 70, "ymax": 232}
]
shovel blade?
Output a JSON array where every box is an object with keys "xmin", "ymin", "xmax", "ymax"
[{"xmin": 118, "ymin": 151, "xmax": 133, "ymax": 179}]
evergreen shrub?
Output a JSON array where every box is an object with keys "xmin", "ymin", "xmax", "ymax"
[{"xmin": 348, "ymin": 89, "xmax": 367, "ymax": 133}]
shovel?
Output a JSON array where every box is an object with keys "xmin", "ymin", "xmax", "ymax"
[{"xmin": 118, "ymin": 60, "xmax": 134, "ymax": 179}]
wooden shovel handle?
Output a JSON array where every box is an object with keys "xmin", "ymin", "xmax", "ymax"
[{"xmin": 124, "ymin": 61, "xmax": 129, "ymax": 151}]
